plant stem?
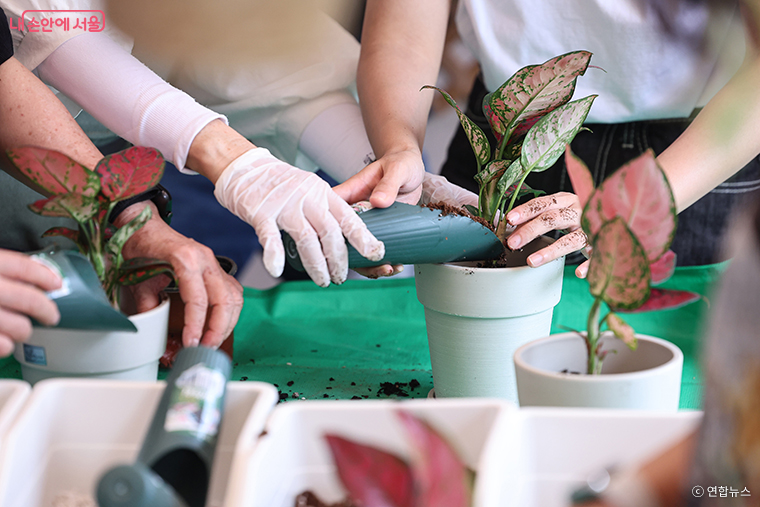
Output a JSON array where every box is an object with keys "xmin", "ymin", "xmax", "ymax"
[
  {"xmin": 505, "ymin": 170, "xmax": 530, "ymax": 215},
  {"xmin": 586, "ymin": 296, "xmax": 603, "ymax": 375}
]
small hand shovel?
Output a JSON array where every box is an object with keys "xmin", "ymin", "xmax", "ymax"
[{"xmin": 284, "ymin": 202, "xmax": 504, "ymax": 271}]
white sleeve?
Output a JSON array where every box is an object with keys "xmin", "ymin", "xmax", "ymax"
[{"xmin": 36, "ymin": 31, "xmax": 227, "ymax": 173}]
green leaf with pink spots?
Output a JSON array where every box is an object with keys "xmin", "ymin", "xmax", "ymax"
[
  {"xmin": 587, "ymin": 217, "xmax": 651, "ymax": 310},
  {"xmin": 474, "ymin": 159, "xmax": 510, "ymax": 186},
  {"xmin": 41, "ymin": 227, "xmax": 81, "ymax": 243},
  {"xmin": 521, "ymin": 95, "xmax": 596, "ymax": 174},
  {"xmin": 7, "ymin": 147, "xmax": 100, "ymax": 197},
  {"xmin": 118, "ymin": 260, "xmax": 174, "ymax": 286},
  {"xmin": 29, "ymin": 193, "xmax": 99, "ymax": 222},
  {"xmin": 490, "ymin": 50, "xmax": 592, "ymax": 146},
  {"xmin": 95, "ymin": 146, "xmax": 164, "ymax": 201},
  {"xmin": 605, "ymin": 313, "xmax": 637, "ymax": 350},
  {"xmin": 482, "ymin": 93, "xmax": 506, "ymax": 143},
  {"xmin": 582, "ymin": 150, "xmax": 676, "ymax": 262},
  {"xmin": 422, "ymin": 85, "xmax": 490, "ymax": 169},
  {"xmin": 106, "ymin": 205, "xmax": 152, "ymax": 260}
]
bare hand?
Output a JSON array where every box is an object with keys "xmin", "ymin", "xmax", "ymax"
[
  {"xmin": 333, "ymin": 148, "xmax": 426, "ymax": 208},
  {"xmin": 117, "ymin": 202, "xmax": 244, "ymax": 349},
  {"xmin": 0, "ymin": 249, "xmax": 62, "ymax": 356},
  {"xmin": 505, "ymin": 192, "xmax": 588, "ymax": 270}
]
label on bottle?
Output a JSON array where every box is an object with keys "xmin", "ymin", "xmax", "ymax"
[{"xmin": 164, "ymin": 363, "xmax": 226, "ymax": 441}]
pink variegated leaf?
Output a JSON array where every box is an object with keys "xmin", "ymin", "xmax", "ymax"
[
  {"xmin": 616, "ymin": 288, "xmax": 701, "ymax": 314},
  {"xmin": 650, "ymin": 250, "xmax": 677, "ymax": 285},
  {"xmin": 482, "ymin": 93, "xmax": 505, "ymax": 143},
  {"xmin": 8, "ymin": 147, "xmax": 100, "ymax": 197},
  {"xmin": 422, "ymin": 86, "xmax": 490, "ymax": 168},
  {"xmin": 565, "ymin": 146, "xmax": 595, "ymax": 207},
  {"xmin": 29, "ymin": 193, "xmax": 99, "ymax": 222},
  {"xmin": 117, "ymin": 258, "xmax": 174, "ymax": 286},
  {"xmin": 605, "ymin": 313, "xmax": 638, "ymax": 351},
  {"xmin": 587, "ymin": 217, "xmax": 651, "ymax": 310},
  {"xmin": 397, "ymin": 411, "xmax": 472, "ymax": 507},
  {"xmin": 95, "ymin": 146, "xmax": 164, "ymax": 201},
  {"xmin": 491, "ymin": 50, "xmax": 592, "ymax": 144},
  {"xmin": 522, "ymin": 95, "xmax": 596, "ymax": 174},
  {"xmin": 41, "ymin": 227, "xmax": 80, "ymax": 243},
  {"xmin": 474, "ymin": 159, "xmax": 509, "ymax": 186},
  {"xmin": 582, "ymin": 150, "xmax": 676, "ymax": 262},
  {"xmin": 324, "ymin": 434, "xmax": 415, "ymax": 507}
]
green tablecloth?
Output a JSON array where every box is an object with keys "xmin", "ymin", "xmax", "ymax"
[{"xmin": 0, "ymin": 263, "xmax": 726, "ymax": 408}]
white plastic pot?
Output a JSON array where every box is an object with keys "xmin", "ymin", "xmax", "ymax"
[
  {"xmin": 415, "ymin": 237, "xmax": 565, "ymax": 401},
  {"xmin": 0, "ymin": 378, "xmax": 279, "ymax": 507},
  {"xmin": 514, "ymin": 333, "xmax": 683, "ymax": 410},
  {"xmin": 224, "ymin": 398, "xmax": 514, "ymax": 507},
  {"xmin": 14, "ymin": 298, "xmax": 170, "ymax": 385},
  {"xmin": 498, "ymin": 407, "xmax": 702, "ymax": 506}
]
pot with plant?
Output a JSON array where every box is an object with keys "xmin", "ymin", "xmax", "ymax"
[
  {"xmin": 513, "ymin": 147, "xmax": 701, "ymax": 410},
  {"xmin": 414, "ymin": 51, "xmax": 597, "ymax": 400},
  {"xmin": 7, "ymin": 146, "xmax": 175, "ymax": 384}
]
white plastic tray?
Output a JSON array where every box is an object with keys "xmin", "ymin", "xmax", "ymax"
[
  {"xmin": 499, "ymin": 407, "xmax": 703, "ymax": 506},
  {"xmin": 0, "ymin": 380, "xmax": 30, "ymax": 449},
  {"xmin": 0, "ymin": 378, "xmax": 278, "ymax": 507},
  {"xmin": 223, "ymin": 398, "xmax": 514, "ymax": 507}
]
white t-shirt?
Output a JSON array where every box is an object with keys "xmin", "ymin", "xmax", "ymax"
[{"xmin": 456, "ymin": 0, "xmax": 745, "ymax": 123}]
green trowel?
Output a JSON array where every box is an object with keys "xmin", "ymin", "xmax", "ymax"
[
  {"xmin": 29, "ymin": 247, "xmax": 137, "ymax": 332},
  {"xmin": 284, "ymin": 202, "xmax": 505, "ymax": 271}
]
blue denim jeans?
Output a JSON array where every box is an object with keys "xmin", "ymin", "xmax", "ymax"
[{"xmin": 441, "ymin": 76, "xmax": 760, "ymax": 266}]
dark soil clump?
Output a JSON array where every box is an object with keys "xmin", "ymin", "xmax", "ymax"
[{"xmin": 295, "ymin": 491, "xmax": 358, "ymax": 507}]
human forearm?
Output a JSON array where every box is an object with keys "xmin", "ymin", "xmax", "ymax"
[
  {"xmin": 357, "ymin": 0, "xmax": 450, "ymax": 157},
  {"xmin": 0, "ymin": 57, "xmax": 102, "ymax": 189},
  {"xmin": 657, "ymin": 6, "xmax": 760, "ymax": 212}
]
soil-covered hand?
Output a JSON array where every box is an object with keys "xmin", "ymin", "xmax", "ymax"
[
  {"xmin": 333, "ymin": 148, "xmax": 426, "ymax": 208},
  {"xmin": 117, "ymin": 202, "xmax": 244, "ymax": 349},
  {"xmin": 505, "ymin": 192, "xmax": 589, "ymax": 270},
  {"xmin": 0, "ymin": 249, "xmax": 62, "ymax": 356}
]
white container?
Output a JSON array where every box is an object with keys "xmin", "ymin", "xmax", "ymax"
[
  {"xmin": 224, "ymin": 398, "xmax": 514, "ymax": 507},
  {"xmin": 0, "ymin": 378, "xmax": 278, "ymax": 507},
  {"xmin": 14, "ymin": 298, "xmax": 170, "ymax": 385},
  {"xmin": 415, "ymin": 238, "xmax": 565, "ymax": 401},
  {"xmin": 0, "ymin": 381, "xmax": 30, "ymax": 449},
  {"xmin": 499, "ymin": 407, "xmax": 702, "ymax": 506},
  {"xmin": 514, "ymin": 333, "xmax": 684, "ymax": 410}
]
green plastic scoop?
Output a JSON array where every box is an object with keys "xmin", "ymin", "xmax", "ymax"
[
  {"xmin": 29, "ymin": 247, "xmax": 137, "ymax": 332},
  {"xmin": 284, "ymin": 202, "xmax": 504, "ymax": 271}
]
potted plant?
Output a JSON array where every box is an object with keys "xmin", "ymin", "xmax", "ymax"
[
  {"xmin": 6, "ymin": 145, "xmax": 174, "ymax": 384},
  {"xmin": 513, "ymin": 147, "xmax": 701, "ymax": 410},
  {"xmin": 414, "ymin": 51, "xmax": 596, "ymax": 400}
]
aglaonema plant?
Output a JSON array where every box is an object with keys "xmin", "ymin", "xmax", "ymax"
[
  {"xmin": 423, "ymin": 50, "xmax": 596, "ymax": 241},
  {"xmin": 566, "ymin": 146, "xmax": 701, "ymax": 374},
  {"xmin": 304, "ymin": 410, "xmax": 472, "ymax": 507},
  {"xmin": 7, "ymin": 146, "xmax": 173, "ymax": 308}
]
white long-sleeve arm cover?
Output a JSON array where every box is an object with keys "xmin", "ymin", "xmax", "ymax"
[{"xmin": 36, "ymin": 31, "xmax": 227, "ymax": 173}]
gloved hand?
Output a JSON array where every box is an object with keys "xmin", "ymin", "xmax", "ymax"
[
  {"xmin": 419, "ymin": 172, "xmax": 479, "ymax": 207},
  {"xmin": 214, "ymin": 148, "xmax": 385, "ymax": 287}
]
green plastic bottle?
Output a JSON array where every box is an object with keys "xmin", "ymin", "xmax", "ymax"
[{"xmin": 97, "ymin": 346, "xmax": 231, "ymax": 507}]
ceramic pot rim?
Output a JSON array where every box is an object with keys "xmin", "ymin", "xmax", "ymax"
[{"xmin": 513, "ymin": 332, "xmax": 683, "ymax": 382}]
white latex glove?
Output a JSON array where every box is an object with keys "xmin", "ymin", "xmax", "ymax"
[
  {"xmin": 214, "ymin": 148, "xmax": 385, "ymax": 287},
  {"xmin": 419, "ymin": 172, "xmax": 479, "ymax": 207}
]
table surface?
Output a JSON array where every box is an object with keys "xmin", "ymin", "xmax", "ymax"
[{"xmin": 0, "ymin": 263, "xmax": 726, "ymax": 409}]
